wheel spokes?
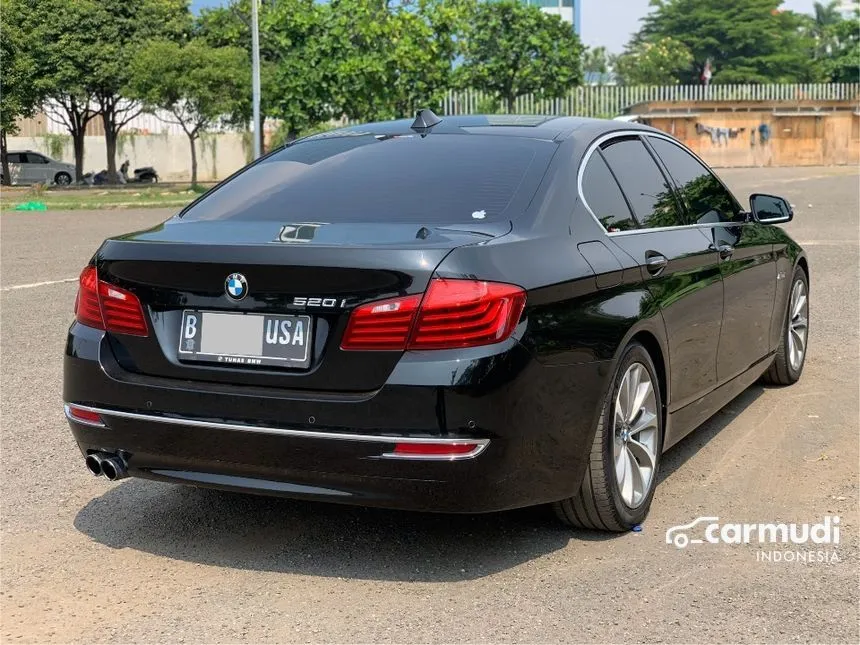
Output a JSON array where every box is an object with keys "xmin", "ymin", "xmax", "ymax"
[
  {"xmin": 791, "ymin": 289, "xmax": 807, "ymax": 320},
  {"xmin": 629, "ymin": 378, "xmax": 653, "ymax": 425},
  {"xmin": 788, "ymin": 280, "xmax": 808, "ymax": 370},
  {"xmin": 613, "ymin": 361, "xmax": 660, "ymax": 509},
  {"xmin": 618, "ymin": 447, "xmax": 634, "ymax": 505}
]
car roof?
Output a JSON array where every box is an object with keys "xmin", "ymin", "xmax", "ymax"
[{"xmin": 302, "ymin": 115, "xmax": 659, "ymax": 144}]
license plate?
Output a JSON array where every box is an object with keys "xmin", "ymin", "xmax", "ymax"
[{"xmin": 177, "ymin": 310, "xmax": 312, "ymax": 369}]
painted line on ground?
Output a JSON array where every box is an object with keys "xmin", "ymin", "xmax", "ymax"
[{"xmin": 1, "ymin": 278, "xmax": 77, "ymax": 292}]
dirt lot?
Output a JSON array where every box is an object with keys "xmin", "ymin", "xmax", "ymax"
[{"xmin": 1, "ymin": 166, "xmax": 858, "ymax": 643}]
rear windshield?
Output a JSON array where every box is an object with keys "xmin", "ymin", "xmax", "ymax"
[{"xmin": 181, "ymin": 133, "xmax": 557, "ymax": 224}]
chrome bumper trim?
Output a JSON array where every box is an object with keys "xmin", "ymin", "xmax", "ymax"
[{"xmin": 63, "ymin": 403, "xmax": 489, "ymax": 460}]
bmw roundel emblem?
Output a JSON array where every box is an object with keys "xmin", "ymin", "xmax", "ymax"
[{"xmin": 225, "ymin": 273, "xmax": 248, "ymax": 301}]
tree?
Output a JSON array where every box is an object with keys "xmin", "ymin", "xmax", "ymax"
[
  {"xmin": 0, "ymin": 0, "xmax": 45, "ymax": 185},
  {"xmin": 458, "ymin": 0, "xmax": 583, "ymax": 112},
  {"xmin": 613, "ymin": 37, "xmax": 694, "ymax": 85},
  {"xmin": 636, "ymin": 0, "xmax": 822, "ymax": 84},
  {"xmin": 582, "ymin": 46, "xmax": 612, "ymax": 83},
  {"xmin": 130, "ymin": 40, "xmax": 250, "ymax": 185},
  {"xmin": 196, "ymin": 0, "xmax": 330, "ymax": 146},
  {"xmin": 386, "ymin": 0, "xmax": 474, "ymax": 116},
  {"xmin": 86, "ymin": 0, "xmax": 190, "ymax": 182},
  {"xmin": 822, "ymin": 5, "xmax": 860, "ymax": 82},
  {"xmin": 8, "ymin": 0, "xmax": 103, "ymax": 182},
  {"xmin": 197, "ymin": 0, "xmax": 472, "ymax": 138}
]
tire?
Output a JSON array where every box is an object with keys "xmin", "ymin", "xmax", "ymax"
[
  {"xmin": 761, "ymin": 266, "xmax": 809, "ymax": 386},
  {"xmin": 553, "ymin": 342, "xmax": 664, "ymax": 531},
  {"xmin": 54, "ymin": 172, "xmax": 72, "ymax": 186}
]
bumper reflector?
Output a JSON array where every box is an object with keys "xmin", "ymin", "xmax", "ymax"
[
  {"xmin": 387, "ymin": 441, "xmax": 485, "ymax": 460},
  {"xmin": 65, "ymin": 405, "xmax": 105, "ymax": 427}
]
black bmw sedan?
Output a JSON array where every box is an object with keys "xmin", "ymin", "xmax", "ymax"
[{"xmin": 64, "ymin": 114, "xmax": 809, "ymax": 531}]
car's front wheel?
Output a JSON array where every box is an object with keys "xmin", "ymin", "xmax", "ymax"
[
  {"xmin": 54, "ymin": 172, "xmax": 72, "ymax": 186},
  {"xmin": 761, "ymin": 266, "xmax": 809, "ymax": 385},
  {"xmin": 553, "ymin": 342, "xmax": 664, "ymax": 531}
]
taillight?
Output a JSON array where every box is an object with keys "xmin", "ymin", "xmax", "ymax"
[
  {"xmin": 340, "ymin": 294, "xmax": 421, "ymax": 350},
  {"xmin": 74, "ymin": 266, "xmax": 148, "ymax": 337},
  {"xmin": 340, "ymin": 278, "xmax": 525, "ymax": 351},
  {"xmin": 409, "ymin": 278, "xmax": 526, "ymax": 350},
  {"xmin": 75, "ymin": 266, "xmax": 104, "ymax": 330}
]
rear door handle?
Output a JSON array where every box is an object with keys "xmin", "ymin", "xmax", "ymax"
[
  {"xmin": 644, "ymin": 251, "xmax": 668, "ymax": 275},
  {"xmin": 711, "ymin": 243, "xmax": 734, "ymax": 259}
]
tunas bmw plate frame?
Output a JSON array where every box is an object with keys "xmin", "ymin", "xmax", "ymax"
[{"xmin": 177, "ymin": 310, "xmax": 313, "ymax": 369}]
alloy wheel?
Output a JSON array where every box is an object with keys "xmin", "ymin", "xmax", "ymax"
[
  {"xmin": 788, "ymin": 279, "xmax": 808, "ymax": 371},
  {"xmin": 613, "ymin": 362, "xmax": 659, "ymax": 509}
]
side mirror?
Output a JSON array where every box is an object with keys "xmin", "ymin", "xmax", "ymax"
[{"xmin": 750, "ymin": 193, "xmax": 793, "ymax": 224}]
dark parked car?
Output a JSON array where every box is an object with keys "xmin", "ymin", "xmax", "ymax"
[{"xmin": 64, "ymin": 114, "xmax": 809, "ymax": 530}]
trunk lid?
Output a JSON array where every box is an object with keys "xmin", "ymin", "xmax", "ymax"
[{"xmin": 94, "ymin": 217, "xmax": 510, "ymax": 392}]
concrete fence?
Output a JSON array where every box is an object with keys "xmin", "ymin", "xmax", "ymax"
[
  {"xmin": 6, "ymin": 132, "xmax": 251, "ymax": 182},
  {"xmin": 10, "ymin": 83, "xmax": 860, "ymax": 178}
]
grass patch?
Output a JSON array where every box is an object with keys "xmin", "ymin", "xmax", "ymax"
[{"xmin": 1, "ymin": 186, "xmax": 202, "ymax": 211}]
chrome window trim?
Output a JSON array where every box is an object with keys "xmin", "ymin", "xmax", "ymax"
[
  {"xmin": 63, "ymin": 403, "xmax": 490, "ymax": 460},
  {"xmin": 577, "ymin": 129, "xmax": 745, "ymax": 237}
]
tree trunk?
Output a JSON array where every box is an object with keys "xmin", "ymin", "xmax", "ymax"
[
  {"xmin": 0, "ymin": 130, "xmax": 10, "ymax": 186},
  {"xmin": 189, "ymin": 133, "xmax": 198, "ymax": 187},
  {"xmin": 72, "ymin": 130, "xmax": 86, "ymax": 183},
  {"xmin": 506, "ymin": 95, "xmax": 516, "ymax": 113},
  {"xmin": 50, "ymin": 94, "xmax": 96, "ymax": 182},
  {"xmin": 102, "ymin": 111, "xmax": 118, "ymax": 183}
]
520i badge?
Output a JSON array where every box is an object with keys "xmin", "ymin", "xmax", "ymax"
[{"xmin": 292, "ymin": 296, "xmax": 352, "ymax": 308}]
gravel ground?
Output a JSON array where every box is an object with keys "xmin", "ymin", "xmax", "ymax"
[{"xmin": 1, "ymin": 166, "xmax": 858, "ymax": 643}]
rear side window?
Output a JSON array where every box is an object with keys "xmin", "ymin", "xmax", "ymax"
[
  {"xmin": 181, "ymin": 134, "xmax": 557, "ymax": 224},
  {"xmin": 581, "ymin": 152, "xmax": 637, "ymax": 232},
  {"xmin": 6, "ymin": 154, "xmax": 22, "ymax": 163},
  {"xmin": 601, "ymin": 138, "xmax": 685, "ymax": 229},
  {"xmin": 649, "ymin": 137, "xmax": 742, "ymax": 224}
]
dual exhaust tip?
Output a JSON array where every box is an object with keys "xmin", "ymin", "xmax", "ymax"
[{"xmin": 85, "ymin": 452, "xmax": 128, "ymax": 481}]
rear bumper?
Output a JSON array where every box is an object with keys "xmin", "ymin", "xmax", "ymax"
[{"xmin": 64, "ymin": 323, "xmax": 612, "ymax": 513}]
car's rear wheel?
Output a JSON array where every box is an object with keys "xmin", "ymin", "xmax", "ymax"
[
  {"xmin": 553, "ymin": 342, "xmax": 664, "ymax": 531},
  {"xmin": 54, "ymin": 171, "xmax": 72, "ymax": 186},
  {"xmin": 761, "ymin": 266, "xmax": 808, "ymax": 385}
]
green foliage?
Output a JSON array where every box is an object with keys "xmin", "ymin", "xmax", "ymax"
[
  {"xmin": 614, "ymin": 37, "xmax": 694, "ymax": 85},
  {"xmin": 635, "ymin": 0, "xmax": 825, "ymax": 84},
  {"xmin": 824, "ymin": 11, "xmax": 860, "ymax": 82},
  {"xmin": 808, "ymin": 1, "xmax": 860, "ymax": 82},
  {"xmin": 128, "ymin": 38, "xmax": 250, "ymax": 183},
  {"xmin": 0, "ymin": 1, "xmax": 46, "ymax": 135},
  {"xmin": 457, "ymin": 0, "xmax": 583, "ymax": 111},
  {"xmin": 197, "ymin": 0, "xmax": 473, "ymax": 137},
  {"xmin": 129, "ymin": 39, "xmax": 250, "ymax": 135},
  {"xmin": 582, "ymin": 46, "xmax": 612, "ymax": 83},
  {"xmin": 43, "ymin": 134, "xmax": 70, "ymax": 160}
]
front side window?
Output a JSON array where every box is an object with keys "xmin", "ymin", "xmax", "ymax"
[
  {"xmin": 601, "ymin": 138, "xmax": 685, "ymax": 229},
  {"xmin": 649, "ymin": 138, "xmax": 742, "ymax": 224},
  {"xmin": 24, "ymin": 154, "xmax": 47, "ymax": 164},
  {"xmin": 581, "ymin": 152, "xmax": 637, "ymax": 232}
]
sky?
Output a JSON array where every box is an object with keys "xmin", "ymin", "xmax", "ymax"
[{"xmin": 191, "ymin": 0, "xmax": 821, "ymax": 53}]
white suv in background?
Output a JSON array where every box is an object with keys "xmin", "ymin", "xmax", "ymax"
[{"xmin": 3, "ymin": 151, "xmax": 76, "ymax": 185}]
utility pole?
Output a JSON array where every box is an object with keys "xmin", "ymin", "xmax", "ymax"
[{"xmin": 251, "ymin": 0, "xmax": 262, "ymax": 159}]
